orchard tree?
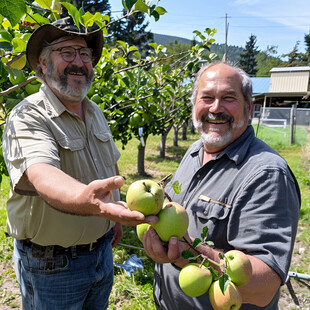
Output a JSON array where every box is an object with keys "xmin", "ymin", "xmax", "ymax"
[{"xmin": 239, "ymin": 34, "xmax": 258, "ymax": 76}]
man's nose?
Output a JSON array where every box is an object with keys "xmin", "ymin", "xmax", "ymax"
[
  {"xmin": 209, "ymin": 98, "xmax": 223, "ymax": 113},
  {"xmin": 71, "ymin": 52, "xmax": 84, "ymax": 65}
]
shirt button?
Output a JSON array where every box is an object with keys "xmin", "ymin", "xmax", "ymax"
[{"xmin": 197, "ymin": 174, "xmax": 200, "ymax": 178}]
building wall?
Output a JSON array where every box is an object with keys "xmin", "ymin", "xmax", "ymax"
[{"xmin": 269, "ymin": 71, "xmax": 309, "ymax": 93}]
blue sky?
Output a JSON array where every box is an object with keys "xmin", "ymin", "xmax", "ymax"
[{"xmin": 110, "ymin": 0, "xmax": 310, "ymax": 58}]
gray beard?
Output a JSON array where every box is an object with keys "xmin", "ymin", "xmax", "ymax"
[
  {"xmin": 192, "ymin": 108, "xmax": 246, "ymax": 148},
  {"xmin": 46, "ymin": 61, "xmax": 93, "ymax": 101}
]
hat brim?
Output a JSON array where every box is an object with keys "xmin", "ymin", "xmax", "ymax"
[{"xmin": 26, "ymin": 23, "xmax": 103, "ymax": 70}]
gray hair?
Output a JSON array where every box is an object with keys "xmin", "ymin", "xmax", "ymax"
[
  {"xmin": 190, "ymin": 61, "xmax": 253, "ymax": 106},
  {"xmin": 35, "ymin": 45, "xmax": 53, "ymax": 80}
]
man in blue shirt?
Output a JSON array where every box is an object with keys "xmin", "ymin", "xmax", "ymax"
[{"xmin": 142, "ymin": 61, "xmax": 301, "ymax": 309}]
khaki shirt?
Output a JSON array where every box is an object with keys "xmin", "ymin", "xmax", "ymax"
[{"xmin": 3, "ymin": 84, "xmax": 121, "ymax": 247}]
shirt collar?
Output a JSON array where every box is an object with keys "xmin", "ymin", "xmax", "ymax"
[{"xmin": 190, "ymin": 126, "xmax": 255, "ymax": 165}]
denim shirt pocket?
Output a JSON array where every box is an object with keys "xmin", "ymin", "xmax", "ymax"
[
  {"xmin": 191, "ymin": 195, "xmax": 232, "ymax": 246},
  {"xmin": 192, "ymin": 194, "xmax": 232, "ymax": 220}
]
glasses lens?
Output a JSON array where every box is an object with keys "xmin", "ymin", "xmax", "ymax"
[
  {"xmin": 79, "ymin": 47, "xmax": 92, "ymax": 63},
  {"xmin": 57, "ymin": 47, "xmax": 93, "ymax": 63},
  {"xmin": 59, "ymin": 47, "xmax": 76, "ymax": 62}
]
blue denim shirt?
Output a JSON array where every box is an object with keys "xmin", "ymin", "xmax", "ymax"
[{"xmin": 154, "ymin": 125, "xmax": 301, "ymax": 310}]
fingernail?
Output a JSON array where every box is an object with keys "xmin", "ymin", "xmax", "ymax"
[{"xmin": 170, "ymin": 237, "xmax": 177, "ymax": 245}]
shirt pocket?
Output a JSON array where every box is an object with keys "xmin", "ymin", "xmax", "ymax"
[
  {"xmin": 191, "ymin": 195, "xmax": 232, "ymax": 246},
  {"xmin": 93, "ymin": 132, "xmax": 116, "ymax": 167},
  {"xmin": 56, "ymin": 136, "xmax": 86, "ymax": 179}
]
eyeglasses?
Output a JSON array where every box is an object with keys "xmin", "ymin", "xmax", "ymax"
[{"xmin": 51, "ymin": 46, "xmax": 93, "ymax": 63}]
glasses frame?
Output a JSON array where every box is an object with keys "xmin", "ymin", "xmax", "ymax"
[{"xmin": 51, "ymin": 46, "xmax": 93, "ymax": 64}]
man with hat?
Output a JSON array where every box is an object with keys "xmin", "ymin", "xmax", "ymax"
[{"xmin": 2, "ymin": 17, "xmax": 155, "ymax": 309}]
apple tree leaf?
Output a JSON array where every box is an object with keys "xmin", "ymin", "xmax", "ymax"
[
  {"xmin": 0, "ymin": 0, "xmax": 27, "ymax": 27},
  {"xmin": 192, "ymin": 238, "xmax": 202, "ymax": 249},
  {"xmin": 182, "ymin": 250, "xmax": 197, "ymax": 261},
  {"xmin": 171, "ymin": 180, "xmax": 181, "ymax": 194},
  {"xmin": 206, "ymin": 241, "xmax": 214, "ymax": 247},
  {"xmin": 219, "ymin": 273, "xmax": 230, "ymax": 294},
  {"xmin": 209, "ymin": 266, "xmax": 219, "ymax": 281},
  {"xmin": 201, "ymin": 226, "xmax": 209, "ymax": 240}
]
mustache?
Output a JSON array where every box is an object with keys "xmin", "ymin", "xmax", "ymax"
[
  {"xmin": 64, "ymin": 66, "xmax": 88, "ymax": 76},
  {"xmin": 201, "ymin": 113, "xmax": 233, "ymax": 123}
]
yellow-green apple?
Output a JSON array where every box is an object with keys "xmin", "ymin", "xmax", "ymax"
[
  {"xmin": 126, "ymin": 180, "xmax": 164, "ymax": 215},
  {"xmin": 151, "ymin": 202, "xmax": 189, "ymax": 242},
  {"xmin": 209, "ymin": 280, "xmax": 242, "ymax": 310},
  {"xmin": 224, "ymin": 250, "xmax": 252, "ymax": 286},
  {"xmin": 136, "ymin": 223, "xmax": 150, "ymax": 242},
  {"xmin": 179, "ymin": 263, "xmax": 213, "ymax": 297}
]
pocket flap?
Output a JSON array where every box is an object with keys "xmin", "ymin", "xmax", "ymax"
[{"xmin": 57, "ymin": 136, "xmax": 85, "ymax": 151}]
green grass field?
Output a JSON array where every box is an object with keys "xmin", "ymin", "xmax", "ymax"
[{"xmin": 0, "ymin": 124, "xmax": 309, "ymax": 309}]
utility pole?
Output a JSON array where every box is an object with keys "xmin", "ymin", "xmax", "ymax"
[{"xmin": 224, "ymin": 13, "xmax": 229, "ymax": 61}]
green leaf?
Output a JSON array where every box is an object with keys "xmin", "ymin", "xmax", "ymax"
[
  {"xmin": 206, "ymin": 241, "xmax": 214, "ymax": 247},
  {"xmin": 192, "ymin": 238, "xmax": 202, "ymax": 248},
  {"xmin": 61, "ymin": 2, "xmax": 80, "ymax": 28},
  {"xmin": 201, "ymin": 226, "xmax": 209, "ymax": 240},
  {"xmin": 171, "ymin": 180, "xmax": 181, "ymax": 194},
  {"xmin": 124, "ymin": 0, "xmax": 138, "ymax": 11},
  {"xmin": 151, "ymin": 10, "xmax": 159, "ymax": 21},
  {"xmin": 155, "ymin": 6, "xmax": 167, "ymax": 15},
  {"xmin": 0, "ymin": 0, "xmax": 27, "ymax": 27},
  {"xmin": 181, "ymin": 250, "xmax": 195, "ymax": 259},
  {"xmin": 0, "ymin": 29, "xmax": 13, "ymax": 43},
  {"xmin": 219, "ymin": 273, "xmax": 230, "ymax": 294},
  {"xmin": 36, "ymin": 0, "xmax": 61, "ymax": 11},
  {"xmin": 134, "ymin": 0, "xmax": 149, "ymax": 13},
  {"xmin": 24, "ymin": 13, "xmax": 50, "ymax": 25}
]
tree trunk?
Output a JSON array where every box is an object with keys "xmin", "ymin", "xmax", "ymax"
[
  {"xmin": 160, "ymin": 134, "xmax": 167, "ymax": 159},
  {"xmin": 190, "ymin": 120, "xmax": 195, "ymax": 134},
  {"xmin": 173, "ymin": 126, "xmax": 178, "ymax": 147},
  {"xmin": 182, "ymin": 122, "xmax": 187, "ymax": 140},
  {"xmin": 137, "ymin": 135, "xmax": 148, "ymax": 176}
]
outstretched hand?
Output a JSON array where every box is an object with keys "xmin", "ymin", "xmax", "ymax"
[{"xmin": 77, "ymin": 176, "xmax": 158, "ymax": 226}]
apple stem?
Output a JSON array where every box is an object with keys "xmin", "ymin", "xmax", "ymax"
[
  {"xmin": 161, "ymin": 185, "xmax": 172, "ymax": 202},
  {"xmin": 181, "ymin": 237, "xmax": 223, "ymax": 269},
  {"xmin": 142, "ymin": 182, "xmax": 150, "ymax": 192}
]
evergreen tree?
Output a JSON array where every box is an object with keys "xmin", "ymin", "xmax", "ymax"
[
  {"xmin": 109, "ymin": 10, "xmax": 153, "ymax": 54},
  {"xmin": 66, "ymin": 0, "xmax": 111, "ymax": 14},
  {"xmin": 282, "ymin": 41, "xmax": 307, "ymax": 66},
  {"xmin": 238, "ymin": 34, "xmax": 259, "ymax": 76}
]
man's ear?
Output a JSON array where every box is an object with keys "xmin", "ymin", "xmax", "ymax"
[{"xmin": 39, "ymin": 57, "xmax": 47, "ymax": 75}]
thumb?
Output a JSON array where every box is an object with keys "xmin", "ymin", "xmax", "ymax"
[{"xmin": 91, "ymin": 176, "xmax": 125, "ymax": 193}]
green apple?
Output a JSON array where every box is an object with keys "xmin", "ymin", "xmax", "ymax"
[
  {"xmin": 25, "ymin": 82, "xmax": 41, "ymax": 95},
  {"xmin": 136, "ymin": 223, "xmax": 150, "ymax": 242},
  {"xmin": 209, "ymin": 280, "xmax": 242, "ymax": 310},
  {"xmin": 126, "ymin": 179, "xmax": 164, "ymax": 215},
  {"xmin": 179, "ymin": 263, "xmax": 213, "ymax": 297},
  {"xmin": 151, "ymin": 202, "xmax": 189, "ymax": 242},
  {"xmin": 225, "ymin": 250, "xmax": 252, "ymax": 286}
]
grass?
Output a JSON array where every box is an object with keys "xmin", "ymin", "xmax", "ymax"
[{"xmin": 0, "ymin": 125, "xmax": 309, "ymax": 309}]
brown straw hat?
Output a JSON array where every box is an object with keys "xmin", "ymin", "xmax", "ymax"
[{"xmin": 26, "ymin": 17, "xmax": 103, "ymax": 70}]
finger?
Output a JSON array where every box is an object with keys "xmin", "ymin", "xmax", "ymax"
[
  {"xmin": 92, "ymin": 176, "xmax": 125, "ymax": 194},
  {"xmin": 167, "ymin": 237, "xmax": 182, "ymax": 261}
]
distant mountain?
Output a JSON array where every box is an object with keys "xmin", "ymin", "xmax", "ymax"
[
  {"xmin": 152, "ymin": 33, "xmax": 244, "ymax": 63},
  {"xmin": 153, "ymin": 33, "xmax": 193, "ymax": 46}
]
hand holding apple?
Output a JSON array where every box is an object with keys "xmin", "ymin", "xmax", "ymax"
[
  {"xmin": 152, "ymin": 202, "xmax": 189, "ymax": 242},
  {"xmin": 126, "ymin": 179, "xmax": 164, "ymax": 215}
]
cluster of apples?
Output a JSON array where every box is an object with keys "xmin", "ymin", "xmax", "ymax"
[
  {"xmin": 126, "ymin": 179, "xmax": 189, "ymax": 242},
  {"xmin": 179, "ymin": 250, "xmax": 252, "ymax": 310}
]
